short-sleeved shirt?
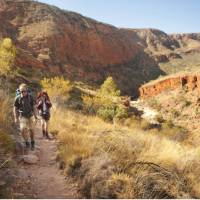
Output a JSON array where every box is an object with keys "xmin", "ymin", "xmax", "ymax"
[{"xmin": 14, "ymin": 95, "xmax": 35, "ymax": 118}]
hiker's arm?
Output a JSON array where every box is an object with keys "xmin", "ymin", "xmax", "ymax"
[
  {"xmin": 13, "ymin": 106, "xmax": 19, "ymax": 123},
  {"xmin": 46, "ymin": 100, "xmax": 52, "ymax": 108},
  {"xmin": 31, "ymin": 97, "xmax": 38, "ymax": 120},
  {"xmin": 13, "ymin": 98, "xmax": 19, "ymax": 123},
  {"xmin": 32, "ymin": 104, "xmax": 37, "ymax": 119}
]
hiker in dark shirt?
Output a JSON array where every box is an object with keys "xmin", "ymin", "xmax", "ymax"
[
  {"xmin": 13, "ymin": 83, "xmax": 37, "ymax": 150},
  {"xmin": 36, "ymin": 91, "xmax": 52, "ymax": 139}
]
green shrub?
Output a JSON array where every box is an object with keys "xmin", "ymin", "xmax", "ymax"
[
  {"xmin": 98, "ymin": 76, "xmax": 120, "ymax": 98},
  {"xmin": 115, "ymin": 105, "xmax": 128, "ymax": 120},
  {"xmin": 82, "ymin": 76, "xmax": 128, "ymax": 122},
  {"xmin": 97, "ymin": 106, "xmax": 116, "ymax": 122}
]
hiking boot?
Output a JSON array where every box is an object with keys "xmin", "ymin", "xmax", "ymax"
[
  {"xmin": 24, "ymin": 141, "xmax": 30, "ymax": 149},
  {"xmin": 31, "ymin": 140, "xmax": 35, "ymax": 151},
  {"xmin": 45, "ymin": 132, "xmax": 51, "ymax": 140}
]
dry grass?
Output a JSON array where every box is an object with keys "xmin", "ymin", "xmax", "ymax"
[
  {"xmin": 0, "ymin": 90, "xmax": 14, "ymax": 153},
  {"xmin": 147, "ymin": 88, "xmax": 200, "ymax": 146},
  {"xmin": 50, "ymin": 104, "xmax": 200, "ymax": 198},
  {"xmin": 0, "ymin": 89, "xmax": 14, "ymax": 198}
]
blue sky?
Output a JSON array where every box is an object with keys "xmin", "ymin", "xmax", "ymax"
[{"xmin": 38, "ymin": 0, "xmax": 200, "ymax": 34}]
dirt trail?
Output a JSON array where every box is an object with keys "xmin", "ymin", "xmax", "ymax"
[{"xmin": 12, "ymin": 126, "xmax": 81, "ymax": 199}]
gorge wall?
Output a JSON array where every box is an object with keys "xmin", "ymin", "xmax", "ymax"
[{"xmin": 139, "ymin": 74, "xmax": 200, "ymax": 98}]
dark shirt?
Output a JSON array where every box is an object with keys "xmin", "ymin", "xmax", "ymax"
[{"xmin": 14, "ymin": 95, "xmax": 34, "ymax": 118}]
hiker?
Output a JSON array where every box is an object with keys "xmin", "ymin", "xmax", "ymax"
[
  {"xmin": 36, "ymin": 91, "xmax": 52, "ymax": 139},
  {"xmin": 13, "ymin": 83, "xmax": 37, "ymax": 150}
]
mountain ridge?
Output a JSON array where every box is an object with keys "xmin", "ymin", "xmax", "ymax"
[{"xmin": 0, "ymin": 0, "xmax": 200, "ymax": 95}]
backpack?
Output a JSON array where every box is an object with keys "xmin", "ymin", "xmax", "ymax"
[
  {"xmin": 15, "ymin": 88, "xmax": 34, "ymax": 118},
  {"xmin": 15, "ymin": 88, "xmax": 32, "ymax": 99}
]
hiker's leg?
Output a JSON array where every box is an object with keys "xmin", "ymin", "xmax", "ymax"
[
  {"xmin": 30, "ymin": 128, "xmax": 35, "ymax": 141},
  {"xmin": 29, "ymin": 117, "xmax": 35, "ymax": 150},
  {"xmin": 41, "ymin": 118, "xmax": 45, "ymax": 137},
  {"xmin": 44, "ymin": 120, "xmax": 48, "ymax": 133},
  {"xmin": 19, "ymin": 117, "xmax": 30, "ymax": 147},
  {"xmin": 44, "ymin": 120, "xmax": 50, "ymax": 139},
  {"xmin": 21, "ymin": 128, "xmax": 29, "ymax": 142}
]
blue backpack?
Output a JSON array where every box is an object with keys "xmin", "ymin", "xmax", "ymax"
[{"xmin": 15, "ymin": 88, "xmax": 32, "ymax": 99}]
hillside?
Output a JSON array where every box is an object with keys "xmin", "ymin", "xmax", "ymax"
[
  {"xmin": 2, "ymin": 0, "xmax": 200, "ymax": 199},
  {"xmin": 0, "ymin": 0, "xmax": 163, "ymax": 95},
  {"xmin": 1, "ymin": 0, "xmax": 199, "ymax": 96}
]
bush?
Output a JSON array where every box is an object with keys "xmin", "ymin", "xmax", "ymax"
[
  {"xmin": 98, "ymin": 76, "xmax": 120, "ymax": 98},
  {"xmin": 82, "ymin": 76, "xmax": 128, "ymax": 122},
  {"xmin": 40, "ymin": 76, "xmax": 73, "ymax": 104},
  {"xmin": 97, "ymin": 106, "xmax": 116, "ymax": 122},
  {"xmin": 0, "ymin": 38, "xmax": 16, "ymax": 76},
  {"xmin": 106, "ymin": 173, "xmax": 134, "ymax": 198},
  {"xmin": 115, "ymin": 105, "xmax": 129, "ymax": 120},
  {"xmin": 82, "ymin": 94, "xmax": 98, "ymax": 114}
]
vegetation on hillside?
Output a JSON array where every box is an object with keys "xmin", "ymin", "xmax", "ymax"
[
  {"xmin": 39, "ymin": 75, "xmax": 200, "ymax": 198},
  {"xmin": 49, "ymin": 104, "xmax": 199, "ymax": 198},
  {"xmin": 40, "ymin": 76, "xmax": 73, "ymax": 104},
  {"xmin": 0, "ymin": 38, "xmax": 16, "ymax": 76},
  {"xmin": 1, "ymin": 35, "xmax": 200, "ymax": 198},
  {"xmin": 82, "ymin": 76, "xmax": 128, "ymax": 122}
]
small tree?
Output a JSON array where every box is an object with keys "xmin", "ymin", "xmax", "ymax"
[
  {"xmin": 82, "ymin": 76, "xmax": 128, "ymax": 122},
  {"xmin": 41, "ymin": 76, "xmax": 73, "ymax": 104},
  {"xmin": 96, "ymin": 76, "xmax": 120, "ymax": 107},
  {"xmin": 0, "ymin": 38, "xmax": 16, "ymax": 76},
  {"xmin": 99, "ymin": 76, "xmax": 120, "ymax": 97}
]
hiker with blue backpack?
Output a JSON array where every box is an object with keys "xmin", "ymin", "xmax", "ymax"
[{"xmin": 13, "ymin": 83, "xmax": 38, "ymax": 150}]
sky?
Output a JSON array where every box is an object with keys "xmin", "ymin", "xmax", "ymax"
[{"xmin": 38, "ymin": 0, "xmax": 200, "ymax": 34}]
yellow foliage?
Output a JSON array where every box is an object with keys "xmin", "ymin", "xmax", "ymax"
[
  {"xmin": 98, "ymin": 76, "xmax": 120, "ymax": 98},
  {"xmin": 0, "ymin": 38, "xmax": 16, "ymax": 76},
  {"xmin": 40, "ymin": 76, "xmax": 73, "ymax": 102}
]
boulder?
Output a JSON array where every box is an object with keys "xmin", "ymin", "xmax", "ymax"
[{"xmin": 23, "ymin": 155, "xmax": 39, "ymax": 164}]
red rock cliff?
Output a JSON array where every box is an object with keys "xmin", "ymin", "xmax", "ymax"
[{"xmin": 139, "ymin": 74, "xmax": 200, "ymax": 98}]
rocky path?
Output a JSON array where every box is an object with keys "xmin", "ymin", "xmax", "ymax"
[
  {"xmin": 12, "ymin": 127, "xmax": 81, "ymax": 199},
  {"xmin": 130, "ymin": 99, "xmax": 158, "ymax": 123}
]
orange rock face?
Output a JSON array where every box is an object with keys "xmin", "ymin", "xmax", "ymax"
[{"xmin": 139, "ymin": 74, "xmax": 200, "ymax": 98}]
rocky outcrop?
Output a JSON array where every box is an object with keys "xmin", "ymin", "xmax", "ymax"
[
  {"xmin": 170, "ymin": 33, "xmax": 200, "ymax": 54},
  {"xmin": 139, "ymin": 74, "xmax": 200, "ymax": 98}
]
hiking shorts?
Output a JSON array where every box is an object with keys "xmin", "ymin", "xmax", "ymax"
[
  {"xmin": 40, "ymin": 113, "xmax": 50, "ymax": 122},
  {"xmin": 19, "ymin": 116, "xmax": 35, "ymax": 131}
]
